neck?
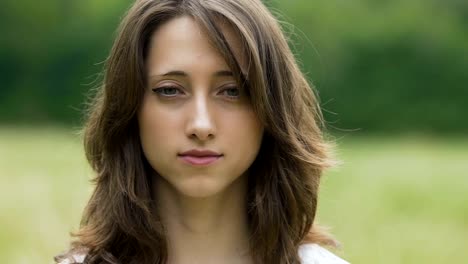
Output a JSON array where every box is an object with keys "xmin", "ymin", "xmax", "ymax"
[{"xmin": 154, "ymin": 174, "xmax": 252, "ymax": 264}]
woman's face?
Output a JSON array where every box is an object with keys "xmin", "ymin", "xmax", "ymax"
[{"xmin": 138, "ymin": 16, "xmax": 264, "ymax": 198}]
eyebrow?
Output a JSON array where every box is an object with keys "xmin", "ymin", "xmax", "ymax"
[{"xmin": 151, "ymin": 70, "xmax": 234, "ymax": 78}]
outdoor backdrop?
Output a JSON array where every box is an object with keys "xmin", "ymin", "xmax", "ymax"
[
  {"xmin": 1, "ymin": 0, "xmax": 467, "ymax": 133},
  {"xmin": 0, "ymin": 0, "xmax": 467, "ymax": 264}
]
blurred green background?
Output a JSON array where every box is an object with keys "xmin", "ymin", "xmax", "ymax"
[{"xmin": 0, "ymin": 0, "xmax": 467, "ymax": 263}]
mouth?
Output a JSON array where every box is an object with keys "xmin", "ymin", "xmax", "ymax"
[
  {"xmin": 177, "ymin": 149, "xmax": 223, "ymax": 166},
  {"xmin": 178, "ymin": 155, "xmax": 223, "ymax": 166}
]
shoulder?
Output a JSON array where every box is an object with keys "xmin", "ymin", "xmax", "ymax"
[
  {"xmin": 55, "ymin": 248, "xmax": 88, "ymax": 264},
  {"xmin": 56, "ymin": 254, "xmax": 86, "ymax": 264},
  {"xmin": 55, "ymin": 244, "xmax": 348, "ymax": 264},
  {"xmin": 298, "ymin": 243, "xmax": 350, "ymax": 264}
]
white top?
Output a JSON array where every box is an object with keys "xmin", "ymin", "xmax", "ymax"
[
  {"xmin": 299, "ymin": 243, "xmax": 350, "ymax": 264},
  {"xmin": 58, "ymin": 244, "xmax": 349, "ymax": 264}
]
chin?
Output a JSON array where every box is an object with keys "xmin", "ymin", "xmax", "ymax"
[
  {"xmin": 176, "ymin": 178, "xmax": 229, "ymax": 198},
  {"xmin": 155, "ymin": 169, "xmax": 248, "ymax": 199}
]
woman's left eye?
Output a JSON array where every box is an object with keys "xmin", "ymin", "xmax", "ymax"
[
  {"xmin": 152, "ymin": 86, "xmax": 182, "ymax": 97},
  {"xmin": 220, "ymin": 87, "xmax": 240, "ymax": 98}
]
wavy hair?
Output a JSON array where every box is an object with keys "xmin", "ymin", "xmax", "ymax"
[{"xmin": 55, "ymin": 0, "xmax": 337, "ymax": 263}]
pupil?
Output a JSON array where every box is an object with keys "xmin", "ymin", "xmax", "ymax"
[
  {"xmin": 165, "ymin": 88, "xmax": 177, "ymax": 95},
  {"xmin": 227, "ymin": 88, "xmax": 239, "ymax": 96}
]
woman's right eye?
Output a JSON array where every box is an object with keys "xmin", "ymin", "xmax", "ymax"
[{"xmin": 151, "ymin": 86, "xmax": 183, "ymax": 97}]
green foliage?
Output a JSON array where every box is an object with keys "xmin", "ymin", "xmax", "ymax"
[
  {"xmin": 0, "ymin": 0, "xmax": 130, "ymax": 125},
  {"xmin": 277, "ymin": 0, "xmax": 468, "ymax": 133},
  {"xmin": 1, "ymin": 0, "xmax": 467, "ymax": 133}
]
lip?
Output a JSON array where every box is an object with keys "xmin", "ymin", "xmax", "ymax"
[
  {"xmin": 178, "ymin": 155, "xmax": 222, "ymax": 165},
  {"xmin": 178, "ymin": 149, "xmax": 223, "ymax": 166},
  {"xmin": 179, "ymin": 149, "xmax": 222, "ymax": 157}
]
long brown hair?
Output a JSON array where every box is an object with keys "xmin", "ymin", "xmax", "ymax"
[{"xmin": 55, "ymin": 0, "xmax": 337, "ymax": 263}]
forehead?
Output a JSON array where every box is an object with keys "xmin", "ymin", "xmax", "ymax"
[{"xmin": 145, "ymin": 15, "xmax": 247, "ymax": 75}]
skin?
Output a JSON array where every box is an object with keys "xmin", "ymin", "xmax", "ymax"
[{"xmin": 137, "ymin": 16, "xmax": 263, "ymax": 264}]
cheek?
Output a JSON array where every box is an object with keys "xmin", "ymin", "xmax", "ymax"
[
  {"xmin": 224, "ymin": 110, "xmax": 264, "ymax": 149},
  {"xmin": 140, "ymin": 99, "xmax": 179, "ymax": 134},
  {"xmin": 138, "ymin": 100, "xmax": 181, "ymax": 155}
]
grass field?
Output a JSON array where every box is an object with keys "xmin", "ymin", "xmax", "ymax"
[{"xmin": 1, "ymin": 127, "xmax": 467, "ymax": 263}]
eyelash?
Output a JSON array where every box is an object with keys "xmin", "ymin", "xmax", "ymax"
[
  {"xmin": 152, "ymin": 86, "xmax": 182, "ymax": 97},
  {"xmin": 152, "ymin": 86, "xmax": 241, "ymax": 99}
]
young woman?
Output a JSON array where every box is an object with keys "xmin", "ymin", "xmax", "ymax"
[{"xmin": 55, "ymin": 0, "xmax": 349, "ymax": 263}]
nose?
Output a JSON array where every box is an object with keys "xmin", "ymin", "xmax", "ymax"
[{"xmin": 185, "ymin": 94, "xmax": 216, "ymax": 141}]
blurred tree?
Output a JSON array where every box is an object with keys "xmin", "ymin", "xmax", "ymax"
[
  {"xmin": 276, "ymin": 0, "xmax": 468, "ymax": 134},
  {"xmin": 1, "ymin": 0, "xmax": 467, "ymax": 133}
]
